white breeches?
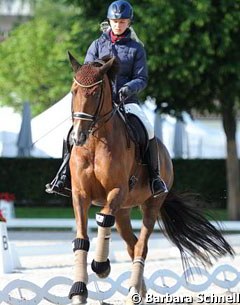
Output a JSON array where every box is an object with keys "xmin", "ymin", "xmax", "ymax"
[{"xmin": 124, "ymin": 103, "xmax": 154, "ymax": 139}]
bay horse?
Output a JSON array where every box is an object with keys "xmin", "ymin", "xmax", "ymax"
[{"xmin": 67, "ymin": 52, "xmax": 233, "ymax": 305}]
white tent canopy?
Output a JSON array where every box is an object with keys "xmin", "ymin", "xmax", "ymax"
[
  {"xmin": 31, "ymin": 93, "xmax": 72, "ymax": 158},
  {"xmin": 0, "ymin": 107, "xmax": 21, "ymax": 157},
  {"xmin": 0, "ymin": 106, "xmax": 48, "ymax": 157},
  {"xmin": 143, "ymin": 98, "xmax": 206, "ymax": 158},
  {"xmin": 1, "ymin": 95, "xmax": 239, "ymax": 158}
]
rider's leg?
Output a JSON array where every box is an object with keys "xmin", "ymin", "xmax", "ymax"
[
  {"xmin": 146, "ymin": 137, "xmax": 168, "ymax": 196},
  {"xmin": 45, "ymin": 139, "xmax": 71, "ymax": 197},
  {"xmin": 124, "ymin": 103, "xmax": 168, "ymax": 196}
]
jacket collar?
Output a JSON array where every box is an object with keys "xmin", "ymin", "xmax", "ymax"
[{"xmin": 102, "ymin": 28, "xmax": 131, "ymax": 44}]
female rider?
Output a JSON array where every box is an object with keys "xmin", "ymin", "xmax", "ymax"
[{"xmin": 46, "ymin": 0, "xmax": 167, "ymax": 197}]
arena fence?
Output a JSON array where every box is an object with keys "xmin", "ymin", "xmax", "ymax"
[
  {"xmin": 0, "ymin": 264, "xmax": 239, "ymax": 305},
  {"xmin": 6, "ymin": 219, "xmax": 240, "ymax": 232}
]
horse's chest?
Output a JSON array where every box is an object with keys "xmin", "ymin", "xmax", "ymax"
[
  {"xmin": 74, "ymin": 153, "xmax": 111, "ymax": 183},
  {"xmin": 71, "ymin": 146, "xmax": 126, "ymax": 201}
]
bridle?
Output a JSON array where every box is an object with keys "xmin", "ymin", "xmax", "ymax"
[
  {"xmin": 72, "ymin": 77, "xmax": 104, "ymax": 123},
  {"xmin": 73, "ymin": 77, "xmax": 103, "ymax": 88},
  {"xmin": 71, "ymin": 64, "xmax": 119, "ymax": 135}
]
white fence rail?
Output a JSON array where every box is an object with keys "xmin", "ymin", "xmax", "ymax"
[
  {"xmin": 6, "ymin": 219, "xmax": 240, "ymax": 232},
  {"xmin": 0, "ymin": 264, "xmax": 240, "ymax": 305}
]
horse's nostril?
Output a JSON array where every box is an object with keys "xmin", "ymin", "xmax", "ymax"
[{"xmin": 73, "ymin": 131, "xmax": 87, "ymax": 146}]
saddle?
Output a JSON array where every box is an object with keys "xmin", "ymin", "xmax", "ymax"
[
  {"xmin": 119, "ymin": 111, "xmax": 149, "ymax": 163},
  {"xmin": 67, "ymin": 111, "xmax": 149, "ymax": 161}
]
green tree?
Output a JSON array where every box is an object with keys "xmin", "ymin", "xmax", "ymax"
[
  {"xmin": 0, "ymin": 0, "xmax": 95, "ymax": 116},
  {"xmin": 64, "ymin": 0, "xmax": 240, "ymax": 219},
  {"xmin": 1, "ymin": 0, "xmax": 239, "ymax": 219},
  {"xmin": 135, "ymin": 0, "xmax": 240, "ymax": 219}
]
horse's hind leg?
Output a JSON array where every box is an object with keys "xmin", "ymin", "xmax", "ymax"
[
  {"xmin": 126, "ymin": 199, "xmax": 162, "ymax": 305},
  {"xmin": 115, "ymin": 209, "xmax": 138, "ymax": 259},
  {"xmin": 115, "ymin": 209, "xmax": 147, "ymax": 301}
]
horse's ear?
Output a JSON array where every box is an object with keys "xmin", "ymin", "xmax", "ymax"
[
  {"xmin": 68, "ymin": 51, "xmax": 82, "ymax": 73},
  {"xmin": 99, "ymin": 57, "xmax": 116, "ymax": 75}
]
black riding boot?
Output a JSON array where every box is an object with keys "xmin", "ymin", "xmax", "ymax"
[
  {"xmin": 45, "ymin": 140, "xmax": 71, "ymax": 197},
  {"xmin": 146, "ymin": 137, "xmax": 168, "ymax": 197}
]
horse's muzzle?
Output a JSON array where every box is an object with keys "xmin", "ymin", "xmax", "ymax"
[{"xmin": 73, "ymin": 131, "xmax": 87, "ymax": 146}]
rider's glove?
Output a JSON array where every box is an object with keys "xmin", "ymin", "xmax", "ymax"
[{"xmin": 119, "ymin": 86, "xmax": 132, "ymax": 102}]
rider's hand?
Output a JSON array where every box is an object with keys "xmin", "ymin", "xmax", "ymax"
[{"xmin": 119, "ymin": 86, "xmax": 132, "ymax": 101}]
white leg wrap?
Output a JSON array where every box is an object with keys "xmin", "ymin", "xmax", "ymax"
[
  {"xmin": 124, "ymin": 103, "xmax": 154, "ymax": 139},
  {"xmin": 74, "ymin": 250, "xmax": 88, "ymax": 283},
  {"xmin": 129, "ymin": 257, "xmax": 145, "ymax": 291},
  {"xmin": 94, "ymin": 226, "xmax": 111, "ymax": 262}
]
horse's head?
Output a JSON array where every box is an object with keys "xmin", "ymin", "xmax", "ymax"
[{"xmin": 68, "ymin": 52, "xmax": 116, "ymax": 146}]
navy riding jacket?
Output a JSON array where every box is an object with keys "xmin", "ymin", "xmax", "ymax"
[{"xmin": 84, "ymin": 29, "xmax": 148, "ymax": 104}]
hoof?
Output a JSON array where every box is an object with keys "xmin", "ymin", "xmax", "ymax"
[
  {"xmin": 126, "ymin": 287, "xmax": 142, "ymax": 305},
  {"xmin": 71, "ymin": 295, "xmax": 87, "ymax": 305},
  {"xmin": 91, "ymin": 259, "xmax": 111, "ymax": 278},
  {"xmin": 97, "ymin": 264, "xmax": 111, "ymax": 278},
  {"xmin": 140, "ymin": 279, "xmax": 147, "ymax": 301},
  {"xmin": 69, "ymin": 282, "xmax": 88, "ymax": 304}
]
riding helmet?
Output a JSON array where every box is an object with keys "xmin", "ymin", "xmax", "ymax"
[{"xmin": 107, "ymin": 0, "xmax": 133, "ymax": 20}]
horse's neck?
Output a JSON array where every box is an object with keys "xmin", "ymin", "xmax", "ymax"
[
  {"xmin": 93, "ymin": 78, "xmax": 125, "ymax": 144},
  {"xmin": 93, "ymin": 114, "xmax": 126, "ymax": 156},
  {"xmin": 97, "ymin": 79, "xmax": 116, "ymax": 133},
  {"xmin": 95, "ymin": 103, "xmax": 119, "ymax": 138}
]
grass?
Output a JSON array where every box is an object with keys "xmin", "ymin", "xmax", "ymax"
[
  {"xmin": 204, "ymin": 208, "xmax": 228, "ymax": 221},
  {"xmin": 15, "ymin": 206, "xmax": 228, "ymax": 221}
]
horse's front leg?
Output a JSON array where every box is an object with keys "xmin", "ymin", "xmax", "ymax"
[
  {"xmin": 69, "ymin": 192, "xmax": 91, "ymax": 305},
  {"xmin": 127, "ymin": 199, "xmax": 161, "ymax": 305},
  {"xmin": 91, "ymin": 187, "xmax": 126, "ymax": 278}
]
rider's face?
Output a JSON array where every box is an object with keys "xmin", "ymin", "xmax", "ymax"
[{"xmin": 109, "ymin": 19, "xmax": 130, "ymax": 35}]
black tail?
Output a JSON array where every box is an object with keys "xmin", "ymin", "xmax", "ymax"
[{"xmin": 158, "ymin": 192, "xmax": 234, "ymax": 269}]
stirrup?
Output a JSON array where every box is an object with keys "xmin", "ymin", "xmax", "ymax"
[
  {"xmin": 45, "ymin": 177, "xmax": 71, "ymax": 198},
  {"xmin": 45, "ymin": 177, "xmax": 57, "ymax": 194},
  {"xmin": 150, "ymin": 177, "xmax": 168, "ymax": 198}
]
